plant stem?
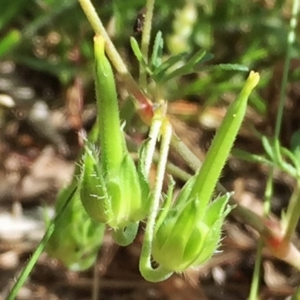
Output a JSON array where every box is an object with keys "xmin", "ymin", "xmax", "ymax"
[
  {"xmin": 264, "ymin": 168, "xmax": 274, "ymax": 218},
  {"xmin": 249, "ymin": 167, "xmax": 273, "ymax": 299},
  {"xmin": 7, "ymin": 187, "xmax": 77, "ymax": 300},
  {"xmin": 139, "ymin": 119, "xmax": 173, "ymax": 282},
  {"xmin": 144, "ymin": 109, "xmax": 163, "ymax": 177},
  {"xmin": 171, "ymin": 134, "xmax": 202, "ymax": 170},
  {"xmin": 283, "ymin": 181, "xmax": 300, "ymax": 242},
  {"xmin": 78, "ymin": 0, "xmax": 153, "ymax": 120},
  {"xmin": 140, "ymin": 0, "xmax": 155, "ymax": 90},
  {"xmin": 164, "ymin": 159, "xmax": 191, "ymax": 182},
  {"xmin": 126, "ymin": 134, "xmax": 191, "ymax": 181},
  {"xmin": 279, "ymin": 0, "xmax": 300, "ymax": 243},
  {"xmin": 248, "ymin": 240, "xmax": 263, "ymax": 300},
  {"xmin": 274, "ymin": 0, "xmax": 299, "ymax": 138}
]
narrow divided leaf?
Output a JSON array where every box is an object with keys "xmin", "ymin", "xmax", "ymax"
[
  {"xmin": 153, "ymin": 52, "xmax": 188, "ymax": 82},
  {"xmin": 218, "ymin": 63, "xmax": 249, "ymax": 72},
  {"xmin": 151, "ymin": 31, "xmax": 164, "ymax": 69},
  {"xmin": 161, "ymin": 50, "xmax": 213, "ymax": 83},
  {"xmin": 130, "ymin": 36, "xmax": 147, "ymax": 65}
]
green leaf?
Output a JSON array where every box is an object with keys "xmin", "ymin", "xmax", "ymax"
[
  {"xmin": 152, "ymin": 52, "xmax": 188, "ymax": 82},
  {"xmin": 260, "ymin": 137, "xmax": 298, "ymax": 177},
  {"xmin": 218, "ymin": 63, "xmax": 249, "ymax": 72},
  {"xmin": 232, "ymin": 148, "xmax": 273, "ymax": 166},
  {"xmin": 130, "ymin": 36, "xmax": 146, "ymax": 65},
  {"xmin": 188, "ymin": 49, "xmax": 211, "ymax": 67},
  {"xmin": 161, "ymin": 51, "xmax": 213, "ymax": 83},
  {"xmin": 151, "ymin": 31, "xmax": 164, "ymax": 69},
  {"xmin": 130, "ymin": 36, "xmax": 153, "ymax": 75},
  {"xmin": 262, "ymin": 136, "xmax": 275, "ymax": 161}
]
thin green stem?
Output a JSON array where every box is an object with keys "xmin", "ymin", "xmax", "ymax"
[
  {"xmin": 78, "ymin": 0, "xmax": 152, "ymax": 112},
  {"xmin": 7, "ymin": 187, "xmax": 77, "ymax": 300},
  {"xmin": 248, "ymin": 240, "xmax": 263, "ymax": 300},
  {"xmin": 283, "ymin": 181, "xmax": 300, "ymax": 242},
  {"xmin": 263, "ymin": 168, "xmax": 274, "ymax": 217},
  {"xmin": 276, "ymin": 0, "xmax": 300, "ymax": 244},
  {"xmin": 165, "ymin": 160, "xmax": 191, "ymax": 182},
  {"xmin": 140, "ymin": 0, "xmax": 155, "ymax": 89},
  {"xmin": 78, "ymin": 0, "xmax": 126, "ymax": 75},
  {"xmin": 139, "ymin": 120, "xmax": 173, "ymax": 282},
  {"xmin": 274, "ymin": 0, "xmax": 299, "ymax": 138},
  {"xmin": 144, "ymin": 114, "xmax": 163, "ymax": 177},
  {"xmin": 280, "ymin": 0, "xmax": 300, "ymax": 244},
  {"xmin": 249, "ymin": 168, "xmax": 273, "ymax": 299},
  {"xmin": 171, "ymin": 134, "xmax": 202, "ymax": 170},
  {"xmin": 126, "ymin": 134, "xmax": 191, "ymax": 181}
]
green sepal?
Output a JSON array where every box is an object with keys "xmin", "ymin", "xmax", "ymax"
[
  {"xmin": 80, "ymin": 142, "xmax": 150, "ymax": 241},
  {"xmin": 152, "ymin": 199, "xmax": 208, "ymax": 272},
  {"xmin": 105, "ymin": 152, "xmax": 146, "ymax": 229},
  {"xmin": 175, "ymin": 175, "xmax": 197, "ymax": 208},
  {"xmin": 151, "ymin": 187, "xmax": 232, "ymax": 272},
  {"xmin": 152, "ymin": 199, "xmax": 196, "ymax": 271},
  {"xmin": 192, "ymin": 193, "xmax": 232, "ymax": 266},
  {"xmin": 182, "ymin": 221, "xmax": 209, "ymax": 269},
  {"xmin": 112, "ymin": 222, "xmax": 139, "ymax": 246},
  {"xmin": 80, "ymin": 145, "xmax": 112, "ymax": 223}
]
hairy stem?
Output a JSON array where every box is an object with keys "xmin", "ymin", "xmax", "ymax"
[
  {"xmin": 139, "ymin": 119, "xmax": 173, "ymax": 282},
  {"xmin": 139, "ymin": 0, "xmax": 155, "ymax": 89},
  {"xmin": 78, "ymin": 0, "xmax": 153, "ymax": 119}
]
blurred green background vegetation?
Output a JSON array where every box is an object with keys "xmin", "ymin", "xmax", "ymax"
[{"xmin": 0, "ymin": 0, "xmax": 298, "ymax": 137}]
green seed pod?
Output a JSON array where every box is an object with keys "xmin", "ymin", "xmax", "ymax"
[
  {"xmin": 151, "ymin": 71, "xmax": 259, "ymax": 272},
  {"xmin": 80, "ymin": 144, "xmax": 149, "ymax": 230},
  {"xmin": 46, "ymin": 182, "xmax": 105, "ymax": 271},
  {"xmin": 152, "ymin": 176, "xmax": 231, "ymax": 272},
  {"xmin": 79, "ymin": 36, "xmax": 150, "ymax": 238},
  {"xmin": 46, "ymin": 117, "xmax": 105, "ymax": 271},
  {"xmin": 189, "ymin": 71, "xmax": 260, "ymax": 218},
  {"xmin": 94, "ymin": 35, "xmax": 124, "ymax": 175}
]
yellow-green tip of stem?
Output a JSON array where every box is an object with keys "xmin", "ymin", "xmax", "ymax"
[
  {"xmin": 247, "ymin": 71, "xmax": 260, "ymax": 90},
  {"xmin": 94, "ymin": 35, "xmax": 105, "ymax": 57}
]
